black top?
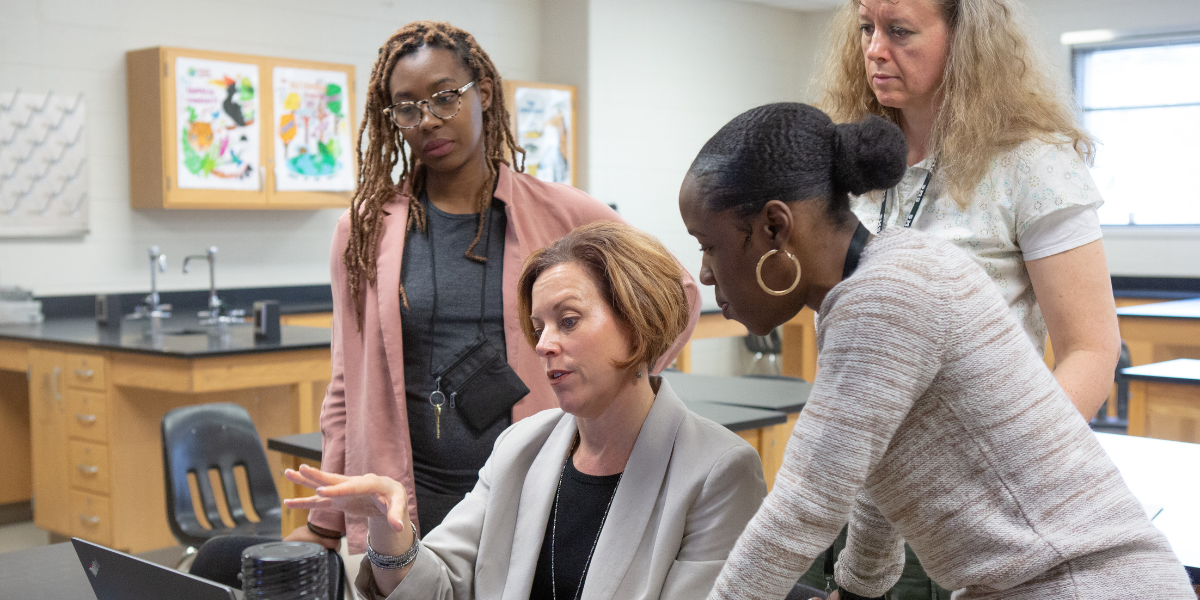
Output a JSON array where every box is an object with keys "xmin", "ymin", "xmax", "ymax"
[
  {"xmin": 400, "ymin": 196, "xmax": 510, "ymax": 532},
  {"xmin": 529, "ymin": 458, "xmax": 622, "ymax": 600},
  {"xmin": 0, "ymin": 316, "xmax": 331, "ymax": 358}
]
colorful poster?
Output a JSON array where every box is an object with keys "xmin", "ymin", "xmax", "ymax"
[
  {"xmin": 514, "ymin": 86, "xmax": 573, "ymax": 185},
  {"xmin": 272, "ymin": 67, "xmax": 354, "ymax": 192},
  {"xmin": 174, "ymin": 57, "xmax": 260, "ymax": 190}
]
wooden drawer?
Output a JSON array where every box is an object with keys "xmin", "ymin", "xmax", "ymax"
[
  {"xmin": 69, "ymin": 441, "xmax": 111, "ymax": 495},
  {"xmin": 65, "ymin": 353, "xmax": 106, "ymax": 391},
  {"xmin": 70, "ymin": 490, "xmax": 112, "ymax": 545},
  {"xmin": 66, "ymin": 389, "xmax": 108, "ymax": 443}
]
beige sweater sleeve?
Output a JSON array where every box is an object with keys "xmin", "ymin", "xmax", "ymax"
[
  {"xmin": 835, "ymin": 492, "xmax": 906, "ymax": 596},
  {"xmin": 707, "ymin": 257, "xmax": 949, "ymax": 600}
]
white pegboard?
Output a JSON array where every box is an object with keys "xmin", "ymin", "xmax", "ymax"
[{"xmin": 0, "ymin": 90, "xmax": 89, "ymax": 237}]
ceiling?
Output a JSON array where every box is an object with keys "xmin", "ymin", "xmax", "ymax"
[{"xmin": 734, "ymin": 0, "xmax": 845, "ymax": 12}]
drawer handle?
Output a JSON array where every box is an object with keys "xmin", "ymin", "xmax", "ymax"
[
  {"xmin": 74, "ymin": 369, "xmax": 95, "ymax": 378},
  {"xmin": 76, "ymin": 464, "xmax": 99, "ymax": 475},
  {"xmin": 78, "ymin": 514, "xmax": 100, "ymax": 525},
  {"xmin": 75, "ymin": 413, "xmax": 97, "ymax": 424}
]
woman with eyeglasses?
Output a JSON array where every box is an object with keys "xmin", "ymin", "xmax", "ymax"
[{"xmin": 286, "ymin": 21, "xmax": 700, "ymax": 553}]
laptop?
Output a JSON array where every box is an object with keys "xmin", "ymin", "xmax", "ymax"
[{"xmin": 71, "ymin": 537, "xmax": 242, "ymax": 600}]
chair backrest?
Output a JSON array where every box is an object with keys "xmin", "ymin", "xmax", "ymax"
[{"xmin": 161, "ymin": 403, "xmax": 281, "ymax": 547}]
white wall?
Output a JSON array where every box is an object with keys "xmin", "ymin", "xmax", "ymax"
[
  {"xmin": 791, "ymin": 0, "xmax": 1200, "ymax": 278},
  {"xmin": 586, "ymin": 0, "xmax": 812, "ymax": 312},
  {"xmin": 0, "ymin": 0, "xmax": 542, "ymax": 296}
]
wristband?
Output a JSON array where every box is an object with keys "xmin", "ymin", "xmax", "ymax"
[
  {"xmin": 366, "ymin": 522, "xmax": 420, "ymax": 570},
  {"xmin": 306, "ymin": 522, "xmax": 344, "ymax": 540}
]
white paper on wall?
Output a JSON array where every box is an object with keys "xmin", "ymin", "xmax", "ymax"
[
  {"xmin": 0, "ymin": 91, "xmax": 89, "ymax": 238},
  {"xmin": 174, "ymin": 57, "xmax": 261, "ymax": 191},
  {"xmin": 272, "ymin": 67, "xmax": 355, "ymax": 192}
]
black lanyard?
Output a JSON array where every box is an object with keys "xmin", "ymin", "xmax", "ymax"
[
  {"xmin": 424, "ymin": 200, "xmax": 494, "ymax": 377},
  {"xmin": 842, "ymin": 221, "xmax": 870, "ymax": 281},
  {"xmin": 877, "ymin": 158, "xmax": 938, "ymax": 233}
]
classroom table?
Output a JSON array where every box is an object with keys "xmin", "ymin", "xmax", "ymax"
[
  {"xmin": 8, "ymin": 432, "xmax": 1198, "ymax": 597},
  {"xmin": 1118, "ymin": 298, "xmax": 1200, "ymax": 368},
  {"xmin": 662, "ymin": 371, "xmax": 811, "ymax": 488},
  {"xmin": 268, "ymin": 394, "xmax": 789, "ymax": 536},
  {"xmin": 1121, "ymin": 359, "xmax": 1200, "ymax": 443},
  {"xmin": 1095, "ymin": 432, "xmax": 1200, "ymax": 582}
]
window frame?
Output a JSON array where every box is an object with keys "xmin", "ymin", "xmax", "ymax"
[{"xmin": 1068, "ymin": 29, "xmax": 1200, "ymax": 233}]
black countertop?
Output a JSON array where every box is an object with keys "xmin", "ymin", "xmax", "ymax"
[
  {"xmin": 268, "ymin": 397, "xmax": 789, "ymax": 462},
  {"xmin": 268, "ymin": 432, "xmax": 323, "ymax": 461},
  {"xmin": 0, "ymin": 316, "xmax": 331, "ymax": 358},
  {"xmin": 663, "ymin": 371, "xmax": 810, "ymax": 413}
]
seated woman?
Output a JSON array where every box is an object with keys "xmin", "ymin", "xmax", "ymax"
[
  {"xmin": 677, "ymin": 103, "xmax": 1195, "ymax": 599},
  {"xmin": 285, "ymin": 221, "xmax": 767, "ymax": 599}
]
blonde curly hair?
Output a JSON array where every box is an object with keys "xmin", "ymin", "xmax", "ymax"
[{"xmin": 818, "ymin": 0, "xmax": 1096, "ymax": 206}]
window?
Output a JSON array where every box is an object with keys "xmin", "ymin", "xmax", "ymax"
[{"xmin": 1073, "ymin": 37, "xmax": 1200, "ymax": 226}]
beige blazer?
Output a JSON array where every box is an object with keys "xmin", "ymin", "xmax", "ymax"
[{"xmin": 357, "ymin": 378, "xmax": 767, "ymax": 600}]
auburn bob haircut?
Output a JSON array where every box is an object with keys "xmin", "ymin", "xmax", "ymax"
[{"xmin": 517, "ymin": 221, "xmax": 688, "ymax": 372}]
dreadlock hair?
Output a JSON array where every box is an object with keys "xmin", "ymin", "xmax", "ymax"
[{"xmin": 343, "ymin": 21, "xmax": 525, "ymax": 329}]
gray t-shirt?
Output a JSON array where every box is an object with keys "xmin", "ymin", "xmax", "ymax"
[{"xmin": 401, "ymin": 196, "xmax": 509, "ymax": 531}]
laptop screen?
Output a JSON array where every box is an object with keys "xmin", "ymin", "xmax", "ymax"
[{"xmin": 71, "ymin": 538, "xmax": 240, "ymax": 600}]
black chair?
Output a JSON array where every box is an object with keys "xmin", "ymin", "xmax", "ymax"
[
  {"xmin": 190, "ymin": 535, "xmax": 345, "ymax": 599},
  {"xmin": 161, "ymin": 403, "xmax": 283, "ymax": 550},
  {"xmin": 1091, "ymin": 341, "xmax": 1131, "ymax": 433},
  {"xmin": 785, "ymin": 582, "xmax": 828, "ymax": 600}
]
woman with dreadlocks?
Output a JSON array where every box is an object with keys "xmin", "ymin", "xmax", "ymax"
[{"xmin": 286, "ymin": 21, "xmax": 700, "ymax": 555}]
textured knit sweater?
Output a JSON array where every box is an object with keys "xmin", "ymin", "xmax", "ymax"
[{"xmin": 709, "ymin": 228, "xmax": 1193, "ymax": 599}]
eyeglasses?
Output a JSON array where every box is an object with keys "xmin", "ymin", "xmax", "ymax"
[{"xmin": 382, "ymin": 81, "xmax": 475, "ymax": 129}]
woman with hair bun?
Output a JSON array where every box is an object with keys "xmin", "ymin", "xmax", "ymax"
[{"xmin": 679, "ymin": 103, "xmax": 1193, "ymax": 600}]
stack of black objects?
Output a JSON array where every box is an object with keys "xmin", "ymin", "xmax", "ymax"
[{"xmin": 240, "ymin": 541, "xmax": 328, "ymax": 599}]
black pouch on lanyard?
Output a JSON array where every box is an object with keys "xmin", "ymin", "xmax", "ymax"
[
  {"xmin": 436, "ymin": 334, "xmax": 530, "ymax": 432},
  {"xmin": 413, "ymin": 197, "xmax": 529, "ymax": 434}
]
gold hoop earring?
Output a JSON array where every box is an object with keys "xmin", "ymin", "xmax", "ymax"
[{"xmin": 756, "ymin": 249, "xmax": 801, "ymax": 296}]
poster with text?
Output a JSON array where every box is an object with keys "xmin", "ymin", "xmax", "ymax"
[
  {"xmin": 273, "ymin": 67, "xmax": 354, "ymax": 192},
  {"xmin": 174, "ymin": 57, "xmax": 260, "ymax": 190},
  {"xmin": 514, "ymin": 86, "xmax": 572, "ymax": 185}
]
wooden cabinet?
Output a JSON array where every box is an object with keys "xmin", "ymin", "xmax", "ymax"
[
  {"xmin": 125, "ymin": 47, "xmax": 355, "ymax": 210},
  {"xmin": 28, "ymin": 349, "xmax": 77, "ymax": 536},
  {"xmin": 1, "ymin": 341, "xmax": 331, "ymax": 553}
]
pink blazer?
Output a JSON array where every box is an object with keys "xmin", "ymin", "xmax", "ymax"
[{"xmin": 311, "ymin": 165, "xmax": 701, "ymax": 552}]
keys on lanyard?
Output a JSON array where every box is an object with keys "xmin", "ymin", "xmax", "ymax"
[{"xmin": 430, "ymin": 376, "xmax": 446, "ymax": 440}]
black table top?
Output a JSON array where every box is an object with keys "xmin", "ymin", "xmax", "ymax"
[
  {"xmin": 268, "ymin": 432, "xmax": 323, "ymax": 461},
  {"xmin": 0, "ymin": 542, "xmax": 95, "ymax": 598},
  {"xmin": 1116, "ymin": 298, "xmax": 1200, "ymax": 319},
  {"xmin": 663, "ymin": 371, "xmax": 810, "ymax": 413},
  {"xmin": 682, "ymin": 400, "xmax": 788, "ymax": 431},
  {"xmin": 1122, "ymin": 359, "xmax": 1200, "ymax": 384},
  {"xmin": 267, "ymin": 396, "xmax": 789, "ymax": 462},
  {"xmin": 0, "ymin": 316, "xmax": 331, "ymax": 358}
]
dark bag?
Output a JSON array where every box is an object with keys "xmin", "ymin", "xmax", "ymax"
[{"xmin": 437, "ymin": 333, "xmax": 529, "ymax": 432}]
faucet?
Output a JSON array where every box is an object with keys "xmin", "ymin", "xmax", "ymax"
[
  {"xmin": 183, "ymin": 246, "xmax": 222, "ymax": 317},
  {"xmin": 132, "ymin": 246, "xmax": 171, "ymax": 319},
  {"xmin": 182, "ymin": 246, "xmax": 245, "ymax": 325}
]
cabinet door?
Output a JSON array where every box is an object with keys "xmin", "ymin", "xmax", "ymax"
[{"xmin": 28, "ymin": 348, "xmax": 71, "ymax": 535}]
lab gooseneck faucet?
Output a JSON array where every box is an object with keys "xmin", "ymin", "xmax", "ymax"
[{"xmin": 183, "ymin": 246, "xmax": 222, "ymax": 316}]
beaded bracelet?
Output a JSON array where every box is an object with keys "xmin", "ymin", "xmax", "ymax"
[{"xmin": 365, "ymin": 522, "xmax": 420, "ymax": 570}]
